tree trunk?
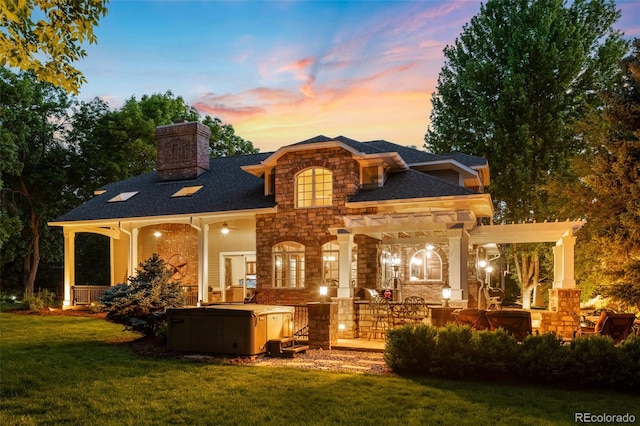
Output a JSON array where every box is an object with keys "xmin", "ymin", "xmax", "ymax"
[
  {"xmin": 513, "ymin": 245, "xmax": 539, "ymax": 309},
  {"xmin": 24, "ymin": 210, "xmax": 40, "ymax": 297}
]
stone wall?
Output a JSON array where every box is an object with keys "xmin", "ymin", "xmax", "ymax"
[
  {"xmin": 308, "ymin": 302, "xmax": 338, "ymax": 349},
  {"xmin": 538, "ymin": 288, "xmax": 581, "ymax": 340},
  {"xmin": 152, "ymin": 223, "xmax": 199, "ymax": 286},
  {"xmin": 255, "ymin": 147, "xmax": 367, "ymax": 304}
]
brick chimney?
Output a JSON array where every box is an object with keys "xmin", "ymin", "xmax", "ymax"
[{"xmin": 155, "ymin": 121, "xmax": 211, "ymax": 181}]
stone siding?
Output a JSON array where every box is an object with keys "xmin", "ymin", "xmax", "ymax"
[{"xmin": 255, "ymin": 147, "xmax": 368, "ymax": 304}]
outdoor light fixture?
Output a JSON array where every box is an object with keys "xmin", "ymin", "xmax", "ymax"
[
  {"xmin": 221, "ymin": 223, "xmax": 230, "ymax": 235},
  {"xmin": 478, "ymin": 259, "xmax": 487, "ymax": 268},
  {"xmin": 319, "ymin": 285, "xmax": 328, "ymax": 302},
  {"xmin": 153, "ymin": 231, "xmax": 162, "ymax": 238},
  {"xmin": 485, "ymin": 265, "xmax": 494, "ymax": 287},
  {"xmin": 442, "ymin": 281, "xmax": 451, "ymax": 307},
  {"xmin": 338, "ymin": 324, "xmax": 346, "ymax": 331}
]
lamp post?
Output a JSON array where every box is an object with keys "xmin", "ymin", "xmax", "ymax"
[
  {"xmin": 389, "ymin": 255, "xmax": 402, "ymax": 301},
  {"xmin": 442, "ymin": 281, "xmax": 451, "ymax": 307}
]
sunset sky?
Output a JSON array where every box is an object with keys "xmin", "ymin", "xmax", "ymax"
[{"xmin": 78, "ymin": 0, "xmax": 640, "ymax": 152}]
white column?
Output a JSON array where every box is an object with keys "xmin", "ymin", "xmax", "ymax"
[
  {"xmin": 130, "ymin": 227, "xmax": 139, "ymax": 277},
  {"xmin": 337, "ymin": 233, "xmax": 353, "ymax": 298},
  {"xmin": 447, "ymin": 231, "xmax": 469, "ymax": 301},
  {"xmin": 198, "ymin": 223, "xmax": 209, "ymax": 305},
  {"xmin": 62, "ymin": 230, "xmax": 75, "ymax": 308},
  {"xmin": 553, "ymin": 233, "xmax": 576, "ymax": 289}
]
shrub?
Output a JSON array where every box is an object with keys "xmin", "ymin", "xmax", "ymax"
[
  {"xmin": 472, "ymin": 329, "xmax": 520, "ymax": 377},
  {"xmin": 617, "ymin": 335, "xmax": 640, "ymax": 387},
  {"xmin": 22, "ymin": 289, "xmax": 56, "ymax": 312},
  {"xmin": 384, "ymin": 324, "xmax": 437, "ymax": 374},
  {"xmin": 100, "ymin": 254, "xmax": 185, "ymax": 337},
  {"xmin": 568, "ymin": 335, "xmax": 624, "ymax": 386},
  {"xmin": 385, "ymin": 323, "xmax": 638, "ymax": 388},
  {"xmin": 431, "ymin": 325, "xmax": 476, "ymax": 378},
  {"xmin": 518, "ymin": 333, "xmax": 571, "ymax": 383}
]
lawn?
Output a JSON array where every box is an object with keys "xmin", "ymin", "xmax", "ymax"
[{"xmin": 1, "ymin": 309, "xmax": 637, "ymax": 426}]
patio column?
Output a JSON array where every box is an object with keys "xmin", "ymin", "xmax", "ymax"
[
  {"xmin": 448, "ymin": 230, "xmax": 469, "ymax": 301},
  {"xmin": 62, "ymin": 230, "xmax": 75, "ymax": 309},
  {"xmin": 337, "ymin": 232, "xmax": 353, "ymax": 298},
  {"xmin": 197, "ymin": 222, "xmax": 209, "ymax": 305},
  {"xmin": 553, "ymin": 232, "xmax": 576, "ymax": 289},
  {"xmin": 130, "ymin": 227, "xmax": 139, "ymax": 278}
]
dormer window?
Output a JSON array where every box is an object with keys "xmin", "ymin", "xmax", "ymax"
[
  {"xmin": 295, "ymin": 167, "xmax": 332, "ymax": 208},
  {"xmin": 171, "ymin": 185, "xmax": 203, "ymax": 197},
  {"xmin": 108, "ymin": 191, "xmax": 138, "ymax": 203},
  {"xmin": 361, "ymin": 165, "xmax": 386, "ymax": 189}
]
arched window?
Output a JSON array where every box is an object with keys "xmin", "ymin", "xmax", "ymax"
[
  {"xmin": 410, "ymin": 246, "xmax": 442, "ymax": 281},
  {"xmin": 273, "ymin": 242, "xmax": 305, "ymax": 288},
  {"xmin": 296, "ymin": 167, "xmax": 332, "ymax": 208}
]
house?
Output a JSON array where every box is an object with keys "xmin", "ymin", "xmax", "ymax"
[{"xmin": 50, "ymin": 121, "xmax": 584, "ymax": 339}]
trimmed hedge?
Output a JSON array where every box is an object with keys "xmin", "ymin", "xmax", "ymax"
[{"xmin": 384, "ymin": 324, "xmax": 640, "ymax": 389}]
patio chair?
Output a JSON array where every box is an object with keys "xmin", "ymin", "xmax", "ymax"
[
  {"xmin": 483, "ymin": 286, "xmax": 503, "ymax": 310},
  {"xmin": 581, "ymin": 311, "xmax": 636, "ymax": 343},
  {"xmin": 369, "ymin": 295, "xmax": 391, "ymax": 340},
  {"xmin": 452, "ymin": 308, "xmax": 489, "ymax": 330},
  {"xmin": 403, "ymin": 296, "xmax": 428, "ymax": 325}
]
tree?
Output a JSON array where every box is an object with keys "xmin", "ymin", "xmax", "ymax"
[
  {"xmin": 71, "ymin": 92, "xmax": 259, "ymax": 199},
  {"xmin": 100, "ymin": 254, "xmax": 185, "ymax": 337},
  {"xmin": 423, "ymin": 0, "xmax": 628, "ymax": 304},
  {"xmin": 571, "ymin": 39, "xmax": 640, "ymax": 310},
  {"xmin": 425, "ymin": 0, "xmax": 627, "ymax": 222},
  {"xmin": 0, "ymin": 68, "xmax": 80, "ymax": 296},
  {"xmin": 0, "ymin": 0, "xmax": 108, "ymax": 94}
]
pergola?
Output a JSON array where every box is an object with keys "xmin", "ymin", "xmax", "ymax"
[{"xmin": 330, "ymin": 213, "xmax": 585, "ymax": 302}]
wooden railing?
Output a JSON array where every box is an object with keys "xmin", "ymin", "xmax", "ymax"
[
  {"xmin": 72, "ymin": 285, "xmax": 111, "ymax": 305},
  {"xmin": 291, "ymin": 304, "xmax": 309, "ymax": 339},
  {"xmin": 179, "ymin": 286, "xmax": 199, "ymax": 306}
]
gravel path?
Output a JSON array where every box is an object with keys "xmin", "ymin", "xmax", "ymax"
[{"xmin": 249, "ymin": 349, "xmax": 390, "ymax": 375}]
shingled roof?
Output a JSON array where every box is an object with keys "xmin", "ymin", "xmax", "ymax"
[
  {"xmin": 52, "ymin": 135, "xmax": 487, "ymax": 224},
  {"xmin": 349, "ymin": 168, "xmax": 477, "ymax": 203},
  {"xmin": 53, "ymin": 152, "xmax": 275, "ymax": 223}
]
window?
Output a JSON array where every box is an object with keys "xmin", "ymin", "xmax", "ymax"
[
  {"xmin": 172, "ymin": 185, "xmax": 203, "ymax": 197},
  {"xmin": 322, "ymin": 242, "xmax": 339, "ymax": 285},
  {"xmin": 323, "ymin": 241, "xmax": 359, "ymax": 287},
  {"xmin": 410, "ymin": 246, "xmax": 442, "ymax": 281},
  {"xmin": 273, "ymin": 242, "xmax": 305, "ymax": 288},
  {"xmin": 108, "ymin": 191, "xmax": 138, "ymax": 202},
  {"xmin": 296, "ymin": 167, "xmax": 332, "ymax": 208}
]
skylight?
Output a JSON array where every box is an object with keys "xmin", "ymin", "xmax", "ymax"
[
  {"xmin": 172, "ymin": 185, "xmax": 203, "ymax": 197},
  {"xmin": 108, "ymin": 191, "xmax": 139, "ymax": 202}
]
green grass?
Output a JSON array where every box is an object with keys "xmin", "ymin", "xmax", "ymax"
[{"xmin": 1, "ymin": 311, "xmax": 637, "ymax": 426}]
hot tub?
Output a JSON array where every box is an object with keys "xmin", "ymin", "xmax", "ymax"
[{"xmin": 166, "ymin": 304, "xmax": 294, "ymax": 355}]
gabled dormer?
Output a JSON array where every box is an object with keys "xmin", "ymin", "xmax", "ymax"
[{"xmin": 240, "ymin": 136, "xmax": 409, "ymax": 197}]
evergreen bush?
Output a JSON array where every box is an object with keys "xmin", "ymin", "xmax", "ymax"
[
  {"xmin": 518, "ymin": 333, "xmax": 571, "ymax": 383},
  {"xmin": 384, "ymin": 324, "xmax": 437, "ymax": 374},
  {"xmin": 100, "ymin": 254, "xmax": 185, "ymax": 337},
  {"xmin": 385, "ymin": 324, "xmax": 640, "ymax": 388}
]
